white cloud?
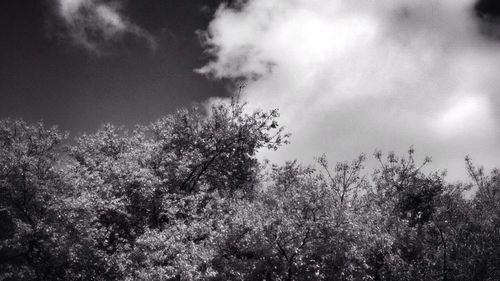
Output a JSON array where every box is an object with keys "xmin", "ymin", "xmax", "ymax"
[
  {"xmin": 199, "ymin": 0, "xmax": 500, "ymax": 181},
  {"xmin": 434, "ymin": 95, "xmax": 493, "ymax": 137},
  {"xmin": 55, "ymin": 0, "xmax": 155, "ymax": 52}
]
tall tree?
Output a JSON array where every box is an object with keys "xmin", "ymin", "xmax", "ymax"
[{"xmin": 0, "ymin": 120, "xmax": 69, "ymax": 280}]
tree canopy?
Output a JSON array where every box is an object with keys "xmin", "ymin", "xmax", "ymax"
[{"xmin": 1, "ymin": 101, "xmax": 499, "ymax": 281}]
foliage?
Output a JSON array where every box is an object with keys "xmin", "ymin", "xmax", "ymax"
[{"xmin": 0, "ymin": 102, "xmax": 499, "ymax": 280}]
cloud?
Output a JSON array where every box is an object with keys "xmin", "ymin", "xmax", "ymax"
[
  {"xmin": 54, "ymin": 0, "xmax": 155, "ymax": 52},
  {"xmin": 199, "ymin": 0, "xmax": 500, "ymax": 181}
]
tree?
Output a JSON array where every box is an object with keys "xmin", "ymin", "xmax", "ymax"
[
  {"xmin": 460, "ymin": 157, "xmax": 500, "ymax": 281},
  {"xmin": 149, "ymin": 100, "xmax": 288, "ymax": 196},
  {"xmin": 2, "ymin": 106, "xmax": 500, "ymax": 281},
  {"xmin": 0, "ymin": 119, "xmax": 70, "ymax": 280},
  {"xmin": 212, "ymin": 157, "xmax": 373, "ymax": 281},
  {"xmin": 62, "ymin": 100, "xmax": 289, "ymax": 280}
]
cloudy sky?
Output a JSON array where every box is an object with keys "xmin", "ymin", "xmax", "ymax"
[{"xmin": 1, "ymin": 0, "xmax": 499, "ymax": 180}]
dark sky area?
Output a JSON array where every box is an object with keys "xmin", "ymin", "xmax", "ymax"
[
  {"xmin": 0, "ymin": 0, "xmax": 235, "ymax": 135},
  {"xmin": 475, "ymin": 0, "xmax": 500, "ymax": 17}
]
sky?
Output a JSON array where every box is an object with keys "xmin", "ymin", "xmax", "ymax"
[
  {"xmin": 1, "ymin": 0, "xmax": 499, "ymax": 181},
  {"xmin": 0, "ymin": 0, "xmax": 232, "ymax": 133}
]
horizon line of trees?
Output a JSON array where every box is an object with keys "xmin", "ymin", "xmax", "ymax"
[{"xmin": 1, "ymin": 100, "xmax": 499, "ymax": 281}]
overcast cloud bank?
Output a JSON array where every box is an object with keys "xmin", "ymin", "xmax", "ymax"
[{"xmin": 199, "ymin": 0, "xmax": 500, "ymax": 180}]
